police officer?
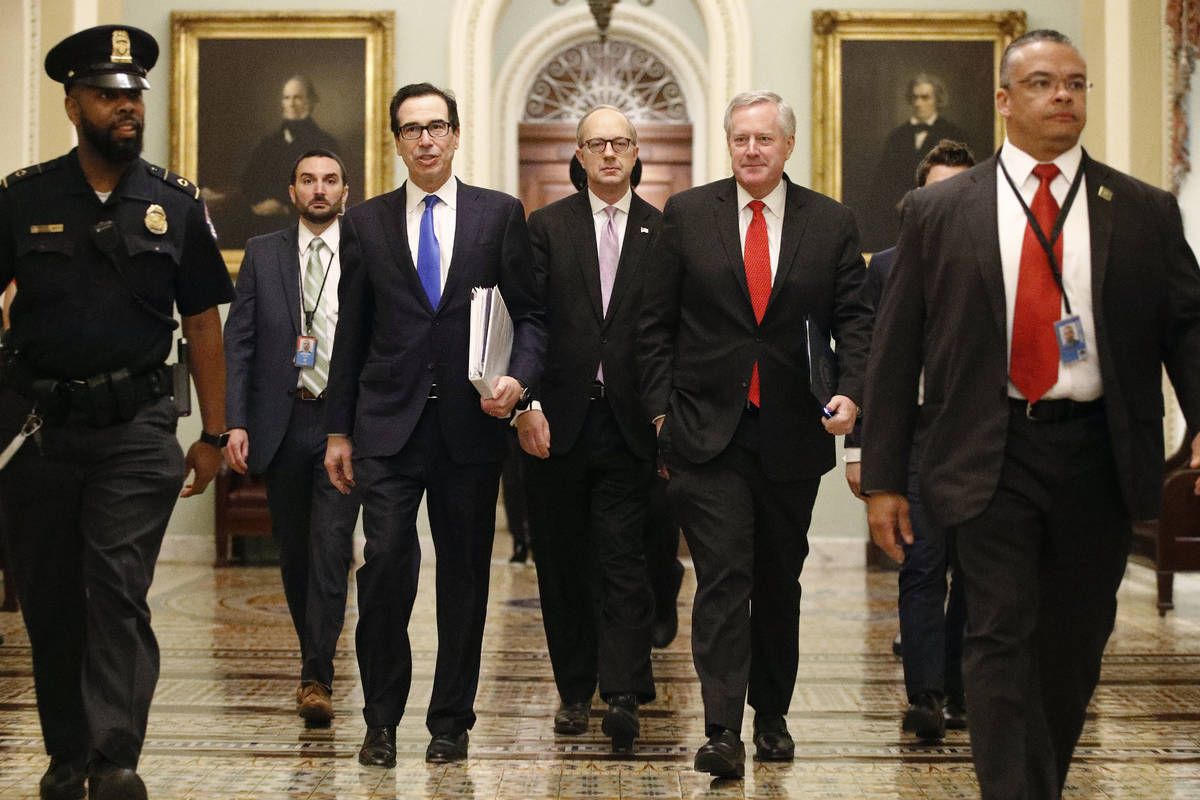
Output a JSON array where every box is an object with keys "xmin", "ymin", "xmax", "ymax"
[{"xmin": 0, "ymin": 25, "xmax": 233, "ymax": 800}]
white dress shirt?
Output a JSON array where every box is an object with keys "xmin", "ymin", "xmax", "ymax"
[
  {"xmin": 404, "ymin": 177, "xmax": 458, "ymax": 293},
  {"xmin": 996, "ymin": 140, "xmax": 1101, "ymax": 401},
  {"xmin": 736, "ymin": 179, "xmax": 787, "ymax": 281},
  {"xmin": 588, "ymin": 187, "xmax": 631, "ymax": 253},
  {"xmin": 296, "ymin": 217, "xmax": 342, "ymax": 387}
]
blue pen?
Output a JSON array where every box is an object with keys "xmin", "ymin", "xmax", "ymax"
[{"xmin": 822, "ymin": 405, "xmax": 835, "ymax": 419}]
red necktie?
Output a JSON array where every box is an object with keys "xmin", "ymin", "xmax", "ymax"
[
  {"xmin": 744, "ymin": 200, "xmax": 771, "ymax": 406},
  {"xmin": 1010, "ymin": 163, "xmax": 1062, "ymax": 404}
]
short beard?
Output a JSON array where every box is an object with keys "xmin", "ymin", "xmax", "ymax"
[
  {"xmin": 81, "ymin": 114, "xmax": 143, "ymax": 164},
  {"xmin": 298, "ymin": 198, "xmax": 342, "ymax": 225}
]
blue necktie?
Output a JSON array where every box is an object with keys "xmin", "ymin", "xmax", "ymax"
[{"xmin": 417, "ymin": 194, "xmax": 442, "ymax": 307}]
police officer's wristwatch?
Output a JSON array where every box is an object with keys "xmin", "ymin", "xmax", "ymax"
[{"xmin": 200, "ymin": 430, "xmax": 230, "ymax": 448}]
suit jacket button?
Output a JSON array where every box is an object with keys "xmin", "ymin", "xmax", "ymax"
[
  {"xmin": 600, "ymin": 336, "xmax": 608, "ymax": 344},
  {"xmin": 427, "ymin": 362, "xmax": 435, "ymax": 370}
]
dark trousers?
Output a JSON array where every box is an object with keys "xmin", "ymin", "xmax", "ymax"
[
  {"xmin": 0, "ymin": 397, "xmax": 184, "ymax": 769},
  {"xmin": 526, "ymin": 399, "xmax": 656, "ymax": 704},
  {"xmin": 899, "ymin": 451, "xmax": 966, "ymax": 703},
  {"xmin": 954, "ymin": 408, "xmax": 1130, "ymax": 800},
  {"xmin": 261, "ymin": 396, "xmax": 359, "ymax": 689},
  {"xmin": 501, "ymin": 430, "xmax": 531, "ymax": 553},
  {"xmin": 644, "ymin": 476, "xmax": 684, "ymax": 623},
  {"xmin": 665, "ymin": 409, "xmax": 819, "ymax": 733},
  {"xmin": 353, "ymin": 401, "xmax": 501, "ymax": 734}
]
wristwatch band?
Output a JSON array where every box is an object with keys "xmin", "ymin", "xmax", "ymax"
[{"xmin": 200, "ymin": 430, "xmax": 229, "ymax": 447}]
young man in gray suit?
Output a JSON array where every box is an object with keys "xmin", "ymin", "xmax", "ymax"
[{"xmin": 223, "ymin": 149, "xmax": 360, "ymax": 727}]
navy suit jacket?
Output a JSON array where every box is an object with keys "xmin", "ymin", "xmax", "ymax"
[
  {"xmin": 224, "ymin": 224, "xmax": 311, "ymax": 474},
  {"xmin": 862, "ymin": 153, "xmax": 1200, "ymax": 524},
  {"xmin": 527, "ymin": 190, "xmax": 660, "ymax": 459},
  {"xmin": 325, "ymin": 179, "xmax": 546, "ymax": 463}
]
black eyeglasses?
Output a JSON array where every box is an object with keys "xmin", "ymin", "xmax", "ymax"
[
  {"xmin": 398, "ymin": 120, "xmax": 452, "ymax": 140},
  {"xmin": 583, "ymin": 137, "xmax": 634, "ymax": 155}
]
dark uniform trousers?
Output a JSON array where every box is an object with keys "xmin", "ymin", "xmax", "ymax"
[
  {"xmin": 665, "ymin": 408, "xmax": 819, "ymax": 733},
  {"xmin": 262, "ymin": 395, "xmax": 357, "ymax": 689},
  {"xmin": 526, "ymin": 397, "xmax": 656, "ymax": 705},
  {"xmin": 352, "ymin": 400, "xmax": 501, "ymax": 734},
  {"xmin": 955, "ymin": 407, "xmax": 1130, "ymax": 800},
  {"xmin": 0, "ymin": 396, "xmax": 184, "ymax": 769},
  {"xmin": 899, "ymin": 447, "xmax": 966, "ymax": 704}
]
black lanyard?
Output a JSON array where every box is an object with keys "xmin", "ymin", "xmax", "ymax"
[
  {"xmin": 302, "ymin": 241, "xmax": 333, "ymax": 335},
  {"xmin": 998, "ymin": 153, "xmax": 1086, "ymax": 315}
]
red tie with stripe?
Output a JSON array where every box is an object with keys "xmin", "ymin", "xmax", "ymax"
[
  {"xmin": 744, "ymin": 199, "xmax": 771, "ymax": 407},
  {"xmin": 1010, "ymin": 163, "xmax": 1063, "ymax": 404}
]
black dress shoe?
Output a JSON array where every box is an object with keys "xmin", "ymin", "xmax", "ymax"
[
  {"xmin": 509, "ymin": 542, "xmax": 529, "ymax": 564},
  {"xmin": 601, "ymin": 694, "xmax": 639, "ymax": 753},
  {"xmin": 554, "ymin": 700, "xmax": 590, "ymax": 735},
  {"xmin": 943, "ymin": 698, "xmax": 968, "ymax": 730},
  {"xmin": 694, "ymin": 729, "xmax": 745, "ymax": 778},
  {"xmin": 39, "ymin": 757, "xmax": 86, "ymax": 800},
  {"xmin": 358, "ymin": 725, "xmax": 397, "ymax": 768},
  {"xmin": 87, "ymin": 763, "xmax": 147, "ymax": 800},
  {"xmin": 902, "ymin": 691, "xmax": 946, "ymax": 740},
  {"xmin": 752, "ymin": 714, "xmax": 794, "ymax": 761},
  {"xmin": 425, "ymin": 731, "xmax": 469, "ymax": 763}
]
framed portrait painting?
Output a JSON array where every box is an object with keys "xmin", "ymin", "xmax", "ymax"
[
  {"xmin": 811, "ymin": 10, "xmax": 1026, "ymax": 252},
  {"xmin": 170, "ymin": 11, "xmax": 394, "ymax": 271}
]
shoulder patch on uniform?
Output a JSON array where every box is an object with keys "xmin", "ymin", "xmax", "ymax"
[
  {"xmin": 2, "ymin": 157, "xmax": 63, "ymax": 189},
  {"xmin": 147, "ymin": 163, "xmax": 201, "ymax": 200}
]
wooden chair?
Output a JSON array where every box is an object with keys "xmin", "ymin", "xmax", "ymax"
[
  {"xmin": 1132, "ymin": 428, "xmax": 1200, "ymax": 615},
  {"xmin": 213, "ymin": 464, "xmax": 273, "ymax": 566}
]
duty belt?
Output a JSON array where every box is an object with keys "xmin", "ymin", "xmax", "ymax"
[{"xmin": 4, "ymin": 360, "xmax": 172, "ymax": 427}]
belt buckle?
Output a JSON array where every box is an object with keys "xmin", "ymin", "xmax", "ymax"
[{"xmin": 1025, "ymin": 401, "xmax": 1037, "ymax": 421}]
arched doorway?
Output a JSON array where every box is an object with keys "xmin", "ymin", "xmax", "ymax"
[{"xmin": 518, "ymin": 39, "xmax": 693, "ymax": 213}]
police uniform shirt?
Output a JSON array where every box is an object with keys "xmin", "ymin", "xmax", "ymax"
[{"xmin": 0, "ymin": 149, "xmax": 234, "ymax": 379}]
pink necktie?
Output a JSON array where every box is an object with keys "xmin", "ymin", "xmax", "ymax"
[
  {"xmin": 744, "ymin": 200, "xmax": 771, "ymax": 406},
  {"xmin": 597, "ymin": 206, "xmax": 619, "ymax": 381},
  {"xmin": 1010, "ymin": 163, "xmax": 1062, "ymax": 404}
]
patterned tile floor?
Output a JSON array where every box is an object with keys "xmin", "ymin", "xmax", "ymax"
[{"xmin": 3, "ymin": 534, "xmax": 1200, "ymax": 799}]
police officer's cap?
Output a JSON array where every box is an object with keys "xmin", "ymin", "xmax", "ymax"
[{"xmin": 45, "ymin": 25, "xmax": 158, "ymax": 91}]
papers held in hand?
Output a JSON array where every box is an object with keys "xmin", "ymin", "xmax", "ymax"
[
  {"xmin": 469, "ymin": 286, "xmax": 514, "ymax": 399},
  {"xmin": 805, "ymin": 316, "xmax": 839, "ymax": 408}
]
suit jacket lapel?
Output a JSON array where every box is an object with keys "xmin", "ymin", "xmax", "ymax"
[
  {"xmin": 604, "ymin": 193, "xmax": 653, "ymax": 326},
  {"xmin": 1083, "ymin": 152, "xmax": 1114, "ymax": 317},
  {"xmin": 273, "ymin": 226, "xmax": 302, "ymax": 337},
  {"xmin": 769, "ymin": 179, "xmax": 809, "ymax": 313},
  {"xmin": 570, "ymin": 192, "xmax": 605, "ymax": 322},
  {"xmin": 442, "ymin": 178, "xmax": 476, "ymax": 308},
  {"xmin": 712, "ymin": 178, "xmax": 751, "ymax": 307},
  {"xmin": 380, "ymin": 183, "xmax": 436, "ymax": 313},
  {"xmin": 968, "ymin": 156, "xmax": 1007, "ymax": 341}
]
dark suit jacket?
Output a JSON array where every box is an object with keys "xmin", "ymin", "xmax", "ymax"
[
  {"xmin": 224, "ymin": 224, "xmax": 309, "ymax": 474},
  {"xmin": 862, "ymin": 152, "xmax": 1200, "ymax": 524},
  {"xmin": 325, "ymin": 179, "xmax": 546, "ymax": 463},
  {"xmin": 638, "ymin": 176, "xmax": 874, "ymax": 482},
  {"xmin": 844, "ymin": 246, "xmax": 896, "ymax": 451},
  {"xmin": 527, "ymin": 190, "xmax": 660, "ymax": 459}
]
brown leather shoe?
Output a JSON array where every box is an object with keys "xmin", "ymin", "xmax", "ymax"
[{"xmin": 298, "ymin": 681, "xmax": 334, "ymax": 727}]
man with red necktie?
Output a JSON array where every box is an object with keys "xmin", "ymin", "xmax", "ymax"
[
  {"xmin": 638, "ymin": 90, "xmax": 873, "ymax": 778},
  {"xmin": 864, "ymin": 30, "xmax": 1200, "ymax": 799}
]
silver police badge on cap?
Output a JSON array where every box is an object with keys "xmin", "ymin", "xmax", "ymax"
[{"xmin": 144, "ymin": 204, "xmax": 168, "ymax": 235}]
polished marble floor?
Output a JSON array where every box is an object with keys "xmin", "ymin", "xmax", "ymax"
[{"xmin": 2, "ymin": 532, "xmax": 1200, "ymax": 799}]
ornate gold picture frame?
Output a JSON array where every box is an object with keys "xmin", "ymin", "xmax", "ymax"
[
  {"xmin": 170, "ymin": 11, "xmax": 394, "ymax": 272},
  {"xmin": 811, "ymin": 10, "xmax": 1025, "ymax": 251}
]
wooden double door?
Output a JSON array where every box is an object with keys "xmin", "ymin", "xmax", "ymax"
[{"xmin": 517, "ymin": 122, "xmax": 693, "ymax": 214}]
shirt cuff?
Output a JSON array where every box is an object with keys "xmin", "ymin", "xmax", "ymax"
[
  {"xmin": 842, "ymin": 447, "xmax": 862, "ymax": 463},
  {"xmin": 511, "ymin": 400, "xmax": 542, "ymax": 426}
]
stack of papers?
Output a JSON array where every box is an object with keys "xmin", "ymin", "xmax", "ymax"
[{"xmin": 468, "ymin": 286, "xmax": 514, "ymax": 399}]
